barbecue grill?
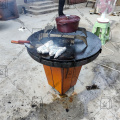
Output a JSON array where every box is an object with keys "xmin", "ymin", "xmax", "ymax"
[{"xmin": 27, "ymin": 27, "xmax": 102, "ymax": 94}]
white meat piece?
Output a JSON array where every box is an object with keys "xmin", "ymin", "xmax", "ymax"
[
  {"xmin": 37, "ymin": 40, "xmax": 53, "ymax": 53},
  {"xmin": 37, "ymin": 45, "xmax": 47, "ymax": 53},
  {"xmin": 37, "ymin": 40, "xmax": 67, "ymax": 58},
  {"xmin": 42, "ymin": 49, "xmax": 49, "ymax": 54},
  {"xmin": 44, "ymin": 40, "xmax": 54, "ymax": 48},
  {"xmin": 54, "ymin": 47, "xmax": 66, "ymax": 58},
  {"xmin": 49, "ymin": 46, "xmax": 59, "ymax": 56}
]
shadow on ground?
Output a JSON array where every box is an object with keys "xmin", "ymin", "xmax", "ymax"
[{"xmin": 16, "ymin": 59, "xmax": 120, "ymax": 120}]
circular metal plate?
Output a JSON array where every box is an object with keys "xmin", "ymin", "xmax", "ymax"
[{"xmin": 27, "ymin": 28, "xmax": 102, "ymax": 68}]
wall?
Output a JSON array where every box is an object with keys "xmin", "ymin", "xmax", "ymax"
[
  {"xmin": 16, "ymin": 0, "xmax": 26, "ymax": 14},
  {"xmin": 16, "ymin": 0, "xmax": 25, "ymax": 6}
]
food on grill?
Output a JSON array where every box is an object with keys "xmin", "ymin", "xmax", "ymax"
[
  {"xmin": 44, "ymin": 40, "xmax": 54, "ymax": 48},
  {"xmin": 54, "ymin": 47, "xmax": 66, "ymax": 58},
  {"xmin": 37, "ymin": 40, "xmax": 66, "ymax": 58},
  {"xmin": 37, "ymin": 40, "xmax": 53, "ymax": 54},
  {"xmin": 49, "ymin": 46, "xmax": 58, "ymax": 56},
  {"xmin": 37, "ymin": 45, "xmax": 49, "ymax": 54}
]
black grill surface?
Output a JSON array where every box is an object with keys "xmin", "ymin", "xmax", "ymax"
[{"xmin": 27, "ymin": 27, "xmax": 102, "ymax": 68}]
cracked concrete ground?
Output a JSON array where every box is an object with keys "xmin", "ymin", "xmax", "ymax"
[{"xmin": 0, "ymin": 3, "xmax": 120, "ymax": 120}]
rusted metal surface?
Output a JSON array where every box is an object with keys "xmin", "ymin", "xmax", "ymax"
[{"xmin": 43, "ymin": 65, "xmax": 82, "ymax": 94}]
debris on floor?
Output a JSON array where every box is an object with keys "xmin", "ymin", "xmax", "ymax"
[
  {"xmin": 110, "ymin": 11, "xmax": 120, "ymax": 16},
  {"xmin": 89, "ymin": 9, "xmax": 100, "ymax": 15},
  {"xmin": 18, "ymin": 26, "xmax": 27, "ymax": 32},
  {"xmin": 86, "ymin": 84, "xmax": 99, "ymax": 90}
]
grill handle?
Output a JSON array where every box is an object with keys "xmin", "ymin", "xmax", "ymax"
[{"xmin": 11, "ymin": 40, "xmax": 30, "ymax": 44}]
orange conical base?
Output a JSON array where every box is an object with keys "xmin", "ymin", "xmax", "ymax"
[{"xmin": 43, "ymin": 65, "xmax": 82, "ymax": 95}]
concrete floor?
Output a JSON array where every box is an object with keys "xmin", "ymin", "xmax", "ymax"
[{"xmin": 0, "ymin": 3, "xmax": 120, "ymax": 120}]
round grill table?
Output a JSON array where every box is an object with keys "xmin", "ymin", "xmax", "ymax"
[{"xmin": 27, "ymin": 27, "xmax": 102, "ymax": 94}]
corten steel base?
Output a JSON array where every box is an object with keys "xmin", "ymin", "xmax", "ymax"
[{"xmin": 43, "ymin": 65, "xmax": 82, "ymax": 94}]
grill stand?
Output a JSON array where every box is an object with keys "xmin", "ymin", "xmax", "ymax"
[
  {"xmin": 27, "ymin": 27, "xmax": 102, "ymax": 95},
  {"xmin": 43, "ymin": 65, "xmax": 82, "ymax": 95}
]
